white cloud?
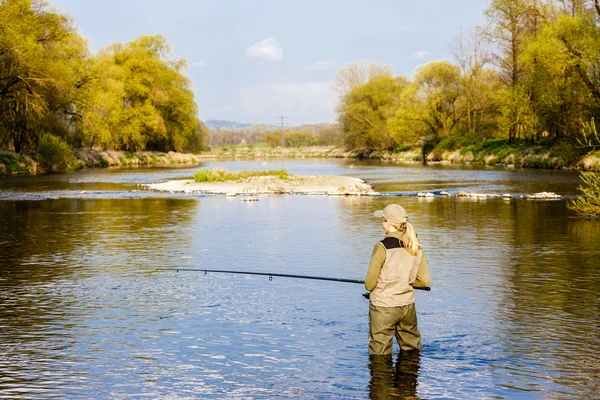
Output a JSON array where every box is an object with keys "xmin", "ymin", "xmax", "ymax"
[
  {"xmin": 246, "ymin": 38, "xmax": 283, "ymax": 61},
  {"xmin": 240, "ymin": 81, "xmax": 334, "ymax": 118},
  {"xmin": 305, "ymin": 60, "xmax": 336, "ymax": 71},
  {"xmin": 413, "ymin": 51, "xmax": 428, "ymax": 59}
]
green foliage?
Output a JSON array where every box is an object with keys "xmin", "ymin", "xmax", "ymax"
[
  {"xmin": 0, "ymin": 153, "xmax": 19, "ymax": 173},
  {"xmin": 0, "ymin": 1, "xmax": 206, "ymax": 160},
  {"xmin": 339, "ymin": 75, "xmax": 409, "ymax": 150},
  {"xmin": 569, "ymin": 172, "xmax": 600, "ymax": 218},
  {"xmin": 81, "ymin": 35, "xmax": 203, "ymax": 153},
  {"xmin": 37, "ymin": 133, "xmax": 75, "ymax": 171},
  {"xmin": 285, "ymin": 130, "xmax": 318, "ymax": 147},
  {"xmin": 0, "ymin": 0, "xmax": 88, "ymax": 153},
  {"xmin": 496, "ymin": 86, "xmax": 538, "ymax": 142},
  {"xmin": 577, "ymin": 119, "xmax": 600, "ymax": 150},
  {"xmin": 194, "ymin": 168, "xmax": 289, "ymax": 182},
  {"xmin": 264, "ymin": 130, "xmax": 283, "ymax": 147},
  {"xmin": 570, "ymin": 118, "xmax": 600, "ymax": 218},
  {"xmin": 0, "ymin": 152, "xmax": 34, "ymax": 174},
  {"xmin": 334, "ymin": 1, "xmax": 600, "ymax": 160},
  {"xmin": 387, "ymin": 61, "xmax": 464, "ymax": 161},
  {"xmin": 434, "ymin": 136, "xmax": 478, "ymax": 153},
  {"xmin": 262, "ymin": 129, "xmax": 318, "ymax": 148}
]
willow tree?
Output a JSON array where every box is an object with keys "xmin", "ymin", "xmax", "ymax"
[
  {"xmin": 337, "ymin": 75, "xmax": 408, "ymax": 150},
  {"xmin": 388, "ymin": 61, "xmax": 464, "ymax": 162},
  {"xmin": 332, "ymin": 61, "xmax": 394, "ymax": 102},
  {"xmin": 80, "ymin": 35, "xmax": 204, "ymax": 153},
  {"xmin": 0, "ymin": 0, "xmax": 88, "ymax": 152}
]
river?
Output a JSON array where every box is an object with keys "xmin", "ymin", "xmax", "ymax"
[{"xmin": 1, "ymin": 160, "xmax": 598, "ymax": 399}]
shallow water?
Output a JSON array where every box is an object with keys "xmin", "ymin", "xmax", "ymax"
[{"xmin": 1, "ymin": 160, "xmax": 599, "ymax": 398}]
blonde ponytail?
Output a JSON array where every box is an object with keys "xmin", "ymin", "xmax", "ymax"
[{"xmin": 403, "ymin": 222, "xmax": 421, "ymax": 256}]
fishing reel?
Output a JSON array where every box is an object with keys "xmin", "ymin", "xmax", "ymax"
[{"xmin": 362, "ymin": 292, "xmax": 370, "ymax": 300}]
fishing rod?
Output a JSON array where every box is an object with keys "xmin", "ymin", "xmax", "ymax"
[{"xmin": 154, "ymin": 268, "xmax": 431, "ymax": 291}]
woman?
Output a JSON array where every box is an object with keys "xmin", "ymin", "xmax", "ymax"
[{"xmin": 365, "ymin": 204, "xmax": 430, "ymax": 355}]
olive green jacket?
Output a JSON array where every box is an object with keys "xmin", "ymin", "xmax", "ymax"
[{"xmin": 365, "ymin": 230, "xmax": 431, "ymax": 306}]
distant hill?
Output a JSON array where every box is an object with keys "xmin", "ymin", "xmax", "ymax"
[{"xmin": 204, "ymin": 120, "xmax": 252, "ymax": 130}]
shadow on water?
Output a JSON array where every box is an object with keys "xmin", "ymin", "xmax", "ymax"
[
  {"xmin": 0, "ymin": 198, "xmax": 198, "ymax": 397},
  {"xmin": 368, "ymin": 352, "xmax": 421, "ymax": 399}
]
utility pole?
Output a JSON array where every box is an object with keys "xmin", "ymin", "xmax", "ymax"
[{"xmin": 279, "ymin": 115, "xmax": 287, "ymax": 148}]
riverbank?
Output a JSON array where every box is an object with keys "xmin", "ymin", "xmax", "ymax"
[
  {"xmin": 2, "ymin": 141, "xmax": 599, "ymax": 175},
  {"xmin": 74, "ymin": 149, "xmax": 206, "ymax": 168},
  {"xmin": 0, "ymin": 149, "xmax": 209, "ymax": 175},
  {"xmin": 202, "ymin": 141, "xmax": 600, "ymax": 171},
  {"xmin": 346, "ymin": 142, "xmax": 600, "ymax": 171}
]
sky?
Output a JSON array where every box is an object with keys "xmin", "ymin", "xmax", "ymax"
[{"xmin": 50, "ymin": 0, "xmax": 490, "ymax": 126}]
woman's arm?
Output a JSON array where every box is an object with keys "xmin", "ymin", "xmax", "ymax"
[
  {"xmin": 414, "ymin": 252, "xmax": 431, "ymax": 288},
  {"xmin": 365, "ymin": 242, "xmax": 386, "ymax": 291}
]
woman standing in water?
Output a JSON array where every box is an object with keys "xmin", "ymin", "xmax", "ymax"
[{"xmin": 365, "ymin": 204, "xmax": 430, "ymax": 355}]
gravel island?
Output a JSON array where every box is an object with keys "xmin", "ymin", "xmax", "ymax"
[{"xmin": 142, "ymin": 175, "xmax": 380, "ymax": 196}]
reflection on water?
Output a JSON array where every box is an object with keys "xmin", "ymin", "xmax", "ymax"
[
  {"xmin": 0, "ymin": 160, "xmax": 599, "ymax": 398},
  {"xmin": 369, "ymin": 352, "xmax": 420, "ymax": 399}
]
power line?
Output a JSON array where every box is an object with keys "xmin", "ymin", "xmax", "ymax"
[{"xmin": 279, "ymin": 115, "xmax": 288, "ymax": 148}]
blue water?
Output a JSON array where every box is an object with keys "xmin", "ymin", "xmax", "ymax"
[{"xmin": 1, "ymin": 160, "xmax": 598, "ymax": 398}]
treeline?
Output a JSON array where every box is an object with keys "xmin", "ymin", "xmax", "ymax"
[
  {"xmin": 0, "ymin": 0, "xmax": 206, "ymax": 157},
  {"xmin": 207, "ymin": 123, "xmax": 343, "ymax": 148},
  {"xmin": 336, "ymin": 0, "xmax": 600, "ymax": 160}
]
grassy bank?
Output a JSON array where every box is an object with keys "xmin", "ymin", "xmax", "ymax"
[
  {"xmin": 186, "ymin": 141, "xmax": 600, "ymax": 171},
  {"xmin": 0, "ymin": 152, "xmax": 37, "ymax": 174},
  {"xmin": 3, "ymin": 141, "xmax": 599, "ymax": 175},
  {"xmin": 350, "ymin": 140, "xmax": 600, "ymax": 171},
  {"xmin": 74, "ymin": 149, "xmax": 203, "ymax": 168},
  {"xmin": 0, "ymin": 149, "xmax": 205, "ymax": 175}
]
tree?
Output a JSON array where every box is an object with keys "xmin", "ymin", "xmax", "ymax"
[
  {"xmin": 495, "ymin": 85, "xmax": 539, "ymax": 141},
  {"xmin": 521, "ymin": 15, "xmax": 585, "ymax": 141},
  {"xmin": 452, "ymin": 27, "xmax": 501, "ymax": 137},
  {"xmin": 332, "ymin": 61, "xmax": 394, "ymax": 102},
  {"xmin": 388, "ymin": 61, "xmax": 464, "ymax": 162},
  {"xmin": 552, "ymin": 10, "xmax": 600, "ymax": 111},
  {"xmin": 485, "ymin": 0, "xmax": 539, "ymax": 141},
  {"xmin": 80, "ymin": 35, "xmax": 203, "ymax": 152},
  {"xmin": 337, "ymin": 75, "xmax": 408, "ymax": 150},
  {"xmin": 0, "ymin": 0, "xmax": 88, "ymax": 152}
]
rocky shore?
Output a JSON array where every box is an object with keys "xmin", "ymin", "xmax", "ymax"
[{"xmin": 142, "ymin": 175, "xmax": 380, "ymax": 196}]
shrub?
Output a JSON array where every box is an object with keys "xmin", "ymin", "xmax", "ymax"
[
  {"xmin": 570, "ymin": 119, "xmax": 600, "ymax": 218},
  {"xmin": 0, "ymin": 153, "xmax": 19, "ymax": 173},
  {"xmin": 285, "ymin": 130, "xmax": 318, "ymax": 147},
  {"xmin": 37, "ymin": 133, "xmax": 75, "ymax": 171},
  {"xmin": 569, "ymin": 172, "xmax": 600, "ymax": 218},
  {"xmin": 194, "ymin": 168, "xmax": 289, "ymax": 182}
]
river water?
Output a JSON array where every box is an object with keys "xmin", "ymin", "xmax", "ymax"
[{"xmin": 0, "ymin": 160, "xmax": 598, "ymax": 399}]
